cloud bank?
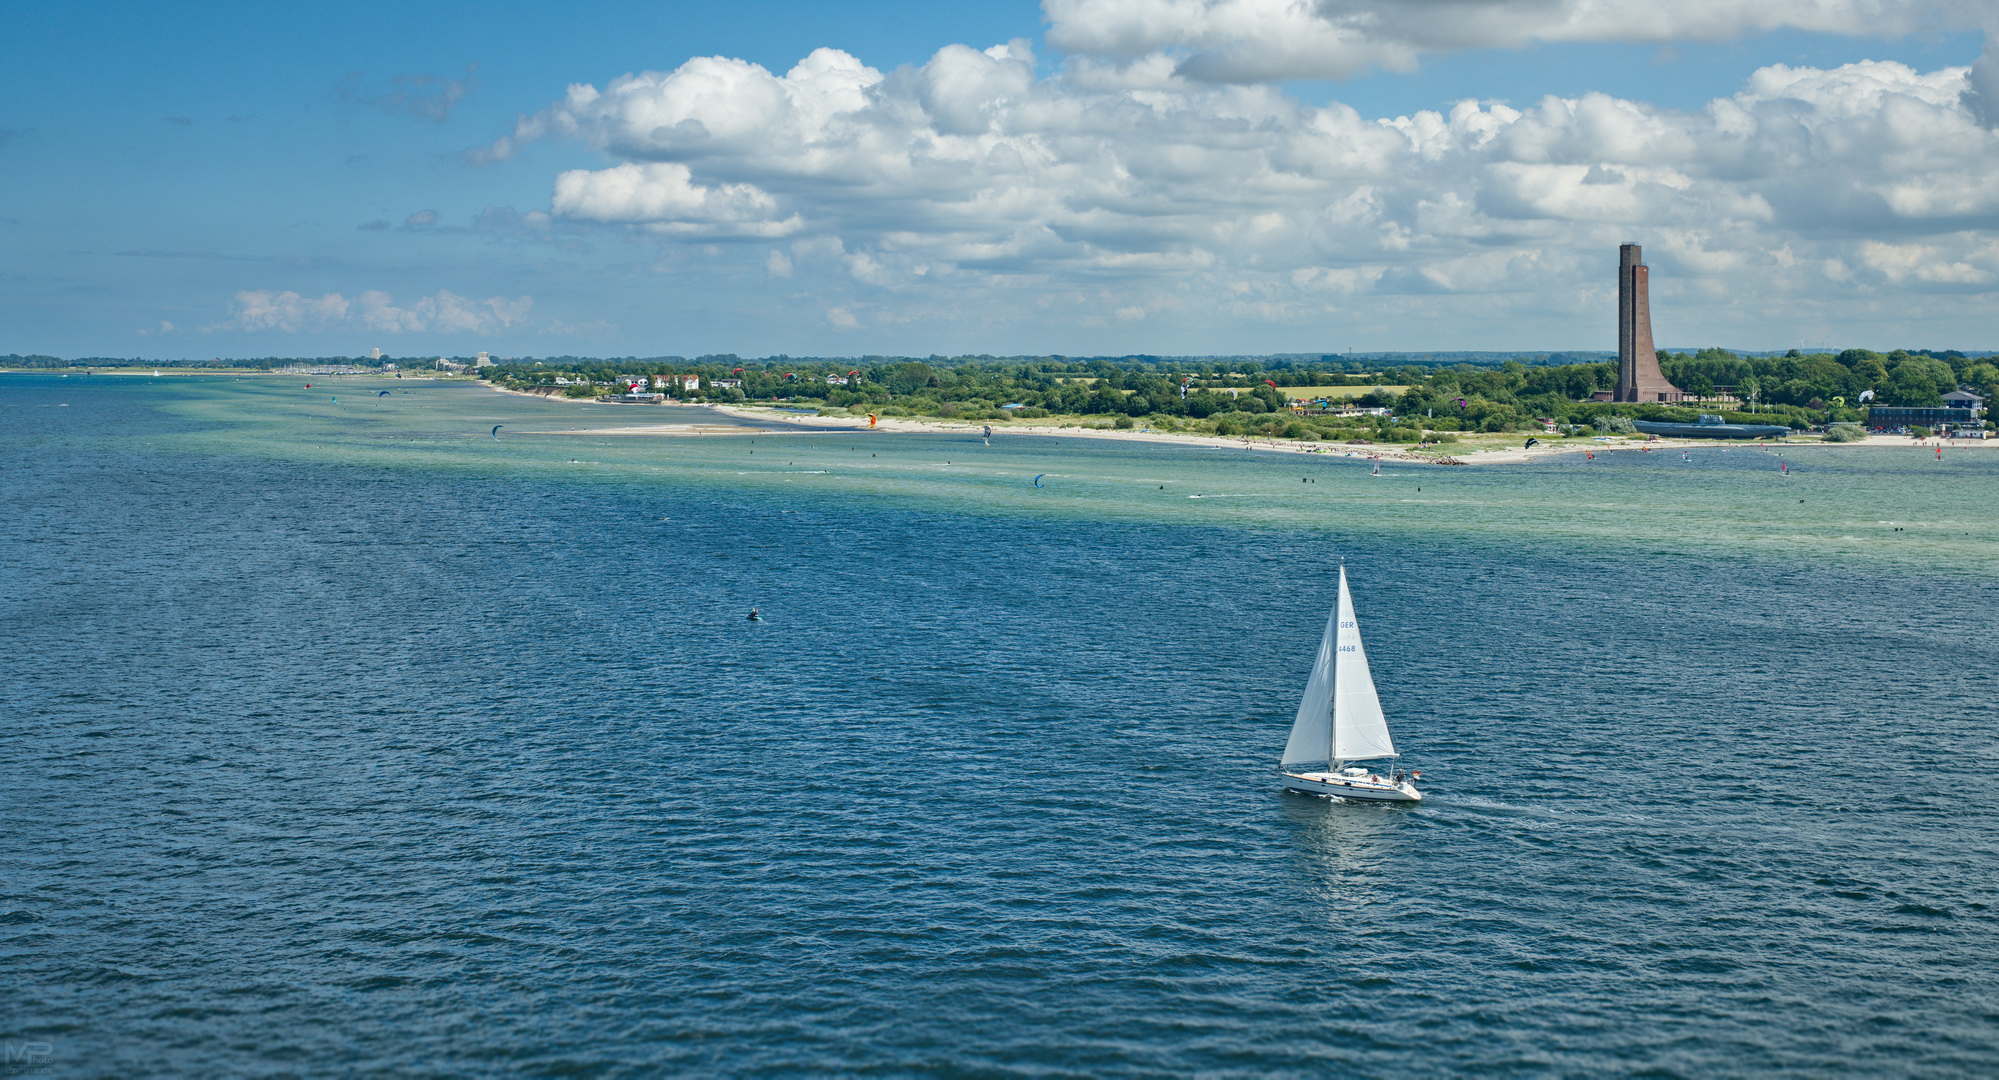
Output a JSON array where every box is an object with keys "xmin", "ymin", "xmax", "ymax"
[
  {"xmin": 504, "ymin": 48, "xmax": 1996, "ymax": 299},
  {"xmin": 1043, "ymin": 0, "xmax": 1990, "ymax": 82},
  {"xmin": 218, "ymin": 289, "xmax": 532, "ymax": 334},
  {"xmin": 468, "ymin": 0, "xmax": 1999, "ymax": 342}
]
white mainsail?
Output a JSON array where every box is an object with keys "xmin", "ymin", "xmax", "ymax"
[
  {"xmin": 1279, "ymin": 606, "xmax": 1338, "ymax": 768},
  {"xmin": 1280, "ymin": 566, "xmax": 1396, "ymax": 768}
]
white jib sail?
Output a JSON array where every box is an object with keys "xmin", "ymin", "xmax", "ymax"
[
  {"xmin": 1280, "ymin": 605, "xmax": 1339, "ymax": 769},
  {"xmin": 1330, "ymin": 567, "xmax": 1396, "ymax": 764}
]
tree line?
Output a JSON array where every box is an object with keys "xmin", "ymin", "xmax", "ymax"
[{"xmin": 481, "ymin": 347, "xmax": 1994, "ymax": 442}]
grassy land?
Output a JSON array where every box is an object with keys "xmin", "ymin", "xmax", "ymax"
[
  {"xmin": 1282, "ymin": 385, "xmax": 1410, "ymax": 400},
  {"xmin": 1047, "ymin": 381, "xmax": 1404, "ymax": 398}
]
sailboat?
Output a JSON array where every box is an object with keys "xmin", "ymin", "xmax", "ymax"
[{"xmin": 1277, "ymin": 566, "xmax": 1421, "ymax": 802}]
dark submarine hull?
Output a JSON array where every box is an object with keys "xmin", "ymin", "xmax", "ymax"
[{"xmin": 1632, "ymin": 420, "xmax": 1793, "ymax": 440}]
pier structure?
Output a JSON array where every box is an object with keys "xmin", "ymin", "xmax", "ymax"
[{"xmin": 1616, "ymin": 243, "xmax": 1685, "ymax": 403}]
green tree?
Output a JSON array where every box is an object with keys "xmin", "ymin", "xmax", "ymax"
[
  {"xmin": 1962, "ymin": 362, "xmax": 1999, "ymax": 403},
  {"xmin": 1885, "ymin": 356, "xmax": 1954, "ymax": 406},
  {"xmin": 886, "ymin": 361, "xmax": 937, "ymax": 394}
]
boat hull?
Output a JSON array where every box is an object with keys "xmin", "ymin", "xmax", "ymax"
[
  {"xmin": 1279, "ymin": 770, "xmax": 1421, "ymax": 802},
  {"xmin": 1631, "ymin": 419, "xmax": 1792, "ymax": 439}
]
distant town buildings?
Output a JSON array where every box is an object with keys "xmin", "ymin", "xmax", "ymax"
[
  {"xmin": 284, "ymin": 363, "xmax": 367, "ymax": 375},
  {"xmin": 369, "ymin": 347, "xmax": 383, "ymax": 360},
  {"xmin": 475, "ymin": 351, "xmax": 491, "ymax": 368}
]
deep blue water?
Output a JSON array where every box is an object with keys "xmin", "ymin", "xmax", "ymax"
[{"xmin": 6, "ymin": 376, "xmax": 1999, "ymax": 1076}]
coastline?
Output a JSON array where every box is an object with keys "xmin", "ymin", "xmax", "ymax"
[{"xmin": 476, "ymin": 382, "xmax": 1997, "ymax": 466}]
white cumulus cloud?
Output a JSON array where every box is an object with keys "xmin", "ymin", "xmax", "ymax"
[
  {"xmin": 1043, "ymin": 0, "xmax": 1993, "ymax": 83},
  {"xmin": 552, "ymin": 162, "xmax": 799, "ymax": 236},
  {"xmin": 488, "ymin": 40, "xmax": 1999, "ymax": 342}
]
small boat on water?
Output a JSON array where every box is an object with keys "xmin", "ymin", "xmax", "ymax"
[
  {"xmin": 1633, "ymin": 414, "xmax": 1791, "ymax": 439},
  {"xmin": 1277, "ymin": 566, "xmax": 1421, "ymax": 803}
]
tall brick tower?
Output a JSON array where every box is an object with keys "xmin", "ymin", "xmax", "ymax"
[{"xmin": 1616, "ymin": 243, "xmax": 1682, "ymax": 403}]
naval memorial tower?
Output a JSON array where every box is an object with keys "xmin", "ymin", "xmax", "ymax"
[{"xmin": 1615, "ymin": 243, "xmax": 1684, "ymax": 403}]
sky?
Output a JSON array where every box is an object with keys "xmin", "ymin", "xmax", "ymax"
[{"xmin": 3, "ymin": 0, "xmax": 1996, "ymax": 359}]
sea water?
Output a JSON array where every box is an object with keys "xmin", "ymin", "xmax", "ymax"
[{"xmin": 5, "ymin": 374, "xmax": 1997, "ymax": 1076}]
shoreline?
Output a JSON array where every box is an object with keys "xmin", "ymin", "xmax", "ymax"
[{"xmin": 479, "ymin": 382, "xmax": 1996, "ymax": 466}]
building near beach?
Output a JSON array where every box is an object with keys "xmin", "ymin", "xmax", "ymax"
[
  {"xmin": 1868, "ymin": 404, "xmax": 1985, "ymax": 432},
  {"xmin": 1940, "ymin": 389, "xmax": 1987, "ymax": 415}
]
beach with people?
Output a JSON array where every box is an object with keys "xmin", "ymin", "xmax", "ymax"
[{"xmin": 476, "ymin": 383, "xmax": 1997, "ymax": 466}]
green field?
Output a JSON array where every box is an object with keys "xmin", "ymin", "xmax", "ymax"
[{"xmin": 1280, "ymin": 385, "xmax": 1409, "ymax": 399}]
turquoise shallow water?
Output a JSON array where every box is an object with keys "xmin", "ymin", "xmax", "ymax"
[{"xmin": 5, "ymin": 374, "xmax": 1999, "ymax": 1076}]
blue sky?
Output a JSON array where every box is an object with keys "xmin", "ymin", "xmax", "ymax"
[{"xmin": 3, "ymin": 0, "xmax": 1994, "ymax": 358}]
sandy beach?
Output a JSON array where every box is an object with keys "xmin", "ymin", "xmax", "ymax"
[{"xmin": 483, "ymin": 384, "xmax": 1996, "ymax": 465}]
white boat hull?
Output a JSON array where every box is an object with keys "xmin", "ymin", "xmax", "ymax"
[{"xmin": 1279, "ymin": 770, "xmax": 1421, "ymax": 803}]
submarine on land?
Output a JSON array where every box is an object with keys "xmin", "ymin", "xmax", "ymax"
[{"xmin": 1632, "ymin": 414, "xmax": 1793, "ymax": 440}]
